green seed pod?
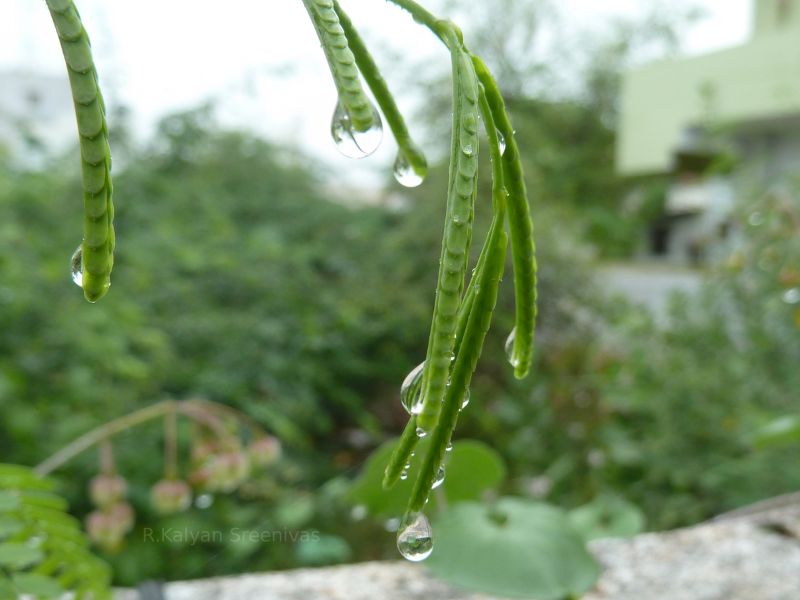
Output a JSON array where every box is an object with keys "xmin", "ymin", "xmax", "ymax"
[
  {"xmin": 333, "ymin": 1, "xmax": 427, "ymax": 183},
  {"xmin": 302, "ymin": 0, "xmax": 375, "ymax": 132},
  {"xmin": 472, "ymin": 55, "xmax": 537, "ymax": 379},
  {"xmin": 408, "ymin": 215, "xmax": 508, "ymax": 515},
  {"xmin": 46, "ymin": 0, "xmax": 114, "ymax": 302},
  {"xmin": 415, "ymin": 43, "xmax": 480, "ymax": 432}
]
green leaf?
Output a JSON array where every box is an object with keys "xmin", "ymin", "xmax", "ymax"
[
  {"xmin": 350, "ymin": 439, "xmax": 417, "ymax": 518},
  {"xmin": 0, "ymin": 490, "xmax": 20, "ymax": 512},
  {"xmin": 440, "ymin": 440, "xmax": 506, "ymax": 504},
  {"xmin": 753, "ymin": 416, "xmax": 800, "ymax": 449},
  {"xmin": 11, "ymin": 573, "xmax": 63, "ymax": 598},
  {"xmin": 0, "ymin": 515, "xmax": 24, "ymax": 538},
  {"xmin": 294, "ymin": 533, "xmax": 352, "ymax": 566},
  {"xmin": 426, "ymin": 497, "xmax": 599, "ymax": 599},
  {"xmin": 0, "ymin": 542, "xmax": 44, "ymax": 568},
  {"xmin": 0, "ymin": 465, "xmax": 53, "ymax": 492},
  {"xmin": 351, "ymin": 438, "xmax": 506, "ymax": 519},
  {"xmin": 568, "ymin": 494, "xmax": 645, "ymax": 542}
]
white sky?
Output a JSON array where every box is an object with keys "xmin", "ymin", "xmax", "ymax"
[{"xmin": 0, "ymin": 0, "xmax": 751, "ymax": 185}]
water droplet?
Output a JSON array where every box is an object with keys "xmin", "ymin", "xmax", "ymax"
[
  {"xmin": 350, "ymin": 504, "xmax": 368, "ymax": 521},
  {"xmin": 462, "ymin": 144, "xmax": 474, "ymax": 157},
  {"xmin": 431, "ymin": 466, "xmax": 445, "ymax": 489},
  {"xmin": 783, "ymin": 287, "xmax": 800, "ymax": 304},
  {"xmin": 410, "ymin": 451, "xmax": 416, "ymax": 457},
  {"xmin": 415, "ymin": 427, "xmax": 427, "ymax": 439},
  {"xmin": 330, "ymin": 101, "xmax": 383, "ymax": 158},
  {"xmin": 460, "ymin": 389, "xmax": 470, "ymax": 410},
  {"xmin": 194, "ymin": 494, "xmax": 214, "ymax": 509},
  {"xmin": 496, "ymin": 130, "xmax": 506, "ymax": 155},
  {"xmin": 400, "ymin": 362, "xmax": 425, "ymax": 415},
  {"xmin": 70, "ymin": 245, "xmax": 83, "ymax": 287},
  {"xmin": 400, "ymin": 470, "xmax": 408, "ymax": 481},
  {"xmin": 396, "ymin": 512, "xmax": 433, "ymax": 562},
  {"xmin": 393, "ymin": 152, "xmax": 426, "ymax": 187},
  {"xmin": 404, "ymin": 462, "xmax": 411, "ymax": 470},
  {"xmin": 505, "ymin": 328, "xmax": 520, "ymax": 368},
  {"xmin": 445, "ymin": 442, "xmax": 453, "ymax": 452}
]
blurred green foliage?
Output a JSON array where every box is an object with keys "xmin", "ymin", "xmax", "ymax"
[{"xmin": 1, "ymin": 103, "xmax": 800, "ymax": 585}]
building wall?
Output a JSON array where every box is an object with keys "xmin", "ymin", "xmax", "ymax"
[
  {"xmin": 617, "ymin": 0, "xmax": 800, "ymax": 176},
  {"xmin": 0, "ymin": 70, "xmax": 75, "ymax": 164}
]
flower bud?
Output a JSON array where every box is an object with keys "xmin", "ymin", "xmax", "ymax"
[
  {"xmin": 110, "ymin": 501, "xmax": 135, "ymax": 534},
  {"xmin": 89, "ymin": 473, "xmax": 127, "ymax": 508},
  {"xmin": 248, "ymin": 436, "xmax": 282, "ymax": 467},
  {"xmin": 151, "ymin": 479, "xmax": 192, "ymax": 514},
  {"xmin": 86, "ymin": 510, "xmax": 123, "ymax": 552},
  {"xmin": 206, "ymin": 450, "xmax": 249, "ymax": 492}
]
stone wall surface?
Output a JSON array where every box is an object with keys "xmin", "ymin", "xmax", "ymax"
[{"xmin": 116, "ymin": 502, "xmax": 800, "ymax": 600}]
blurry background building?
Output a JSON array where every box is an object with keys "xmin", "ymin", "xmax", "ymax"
[
  {"xmin": 617, "ymin": 0, "xmax": 800, "ymax": 266},
  {"xmin": 0, "ymin": 70, "xmax": 73, "ymax": 166}
]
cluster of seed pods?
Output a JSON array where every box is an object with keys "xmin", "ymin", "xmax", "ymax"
[
  {"xmin": 303, "ymin": 0, "xmax": 537, "ymax": 561},
  {"xmin": 80, "ymin": 408, "xmax": 281, "ymax": 552},
  {"xmin": 45, "ymin": 0, "xmax": 536, "ymax": 563}
]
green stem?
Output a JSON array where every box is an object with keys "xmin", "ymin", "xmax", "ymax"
[
  {"xmin": 34, "ymin": 399, "xmax": 265, "ymax": 476},
  {"xmin": 164, "ymin": 407, "xmax": 178, "ymax": 480},
  {"xmin": 35, "ymin": 401, "xmax": 177, "ymax": 476},
  {"xmin": 334, "ymin": 0, "xmax": 427, "ymax": 178}
]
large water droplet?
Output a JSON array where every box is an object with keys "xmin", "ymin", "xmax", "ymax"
[
  {"xmin": 496, "ymin": 130, "xmax": 506, "ymax": 155},
  {"xmin": 396, "ymin": 512, "xmax": 433, "ymax": 562},
  {"xmin": 415, "ymin": 427, "xmax": 427, "ymax": 439},
  {"xmin": 505, "ymin": 328, "xmax": 520, "ymax": 368},
  {"xmin": 70, "ymin": 245, "xmax": 83, "ymax": 287},
  {"xmin": 462, "ymin": 144, "xmax": 474, "ymax": 157},
  {"xmin": 400, "ymin": 362, "xmax": 425, "ymax": 415},
  {"xmin": 431, "ymin": 466, "xmax": 445, "ymax": 489},
  {"xmin": 399, "ymin": 470, "xmax": 408, "ymax": 481},
  {"xmin": 393, "ymin": 152, "xmax": 426, "ymax": 187},
  {"xmin": 330, "ymin": 101, "xmax": 383, "ymax": 159},
  {"xmin": 783, "ymin": 287, "xmax": 800, "ymax": 304}
]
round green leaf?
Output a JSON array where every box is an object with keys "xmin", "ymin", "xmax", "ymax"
[
  {"xmin": 426, "ymin": 498, "xmax": 600, "ymax": 599},
  {"xmin": 349, "ymin": 438, "xmax": 507, "ymax": 519},
  {"xmin": 568, "ymin": 494, "xmax": 645, "ymax": 541},
  {"xmin": 441, "ymin": 440, "xmax": 506, "ymax": 504}
]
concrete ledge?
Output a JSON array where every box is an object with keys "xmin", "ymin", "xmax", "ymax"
[{"xmin": 117, "ymin": 502, "xmax": 800, "ymax": 599}]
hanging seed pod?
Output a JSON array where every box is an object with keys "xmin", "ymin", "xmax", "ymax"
[
  {"xmin": 46, "ymin": 0, "xmax": 115, "ymax": 302},
  {"xmin": 415, "ymin": 43, "xmax": 481, "ymax": 433}
]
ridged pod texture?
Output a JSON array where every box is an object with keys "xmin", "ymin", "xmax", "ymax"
[
  {"xmin": 408, "ymin": 218, "xmax": 508, "ymax": 513},
  {"xmin": 415, "ymin": 47, "xmax": 480, "ymax": 432},
  {"xmin": 304, "ymin": 0, "xmax": 375, "ymax": 132},
  {"xmin": 47, "ymin": 0, "xmax": 114, "ymax": 302}
]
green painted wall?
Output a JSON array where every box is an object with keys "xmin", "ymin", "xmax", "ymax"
[{"xmin": 617, "ymin": 0, "xmax": 800, "ymax": 175}]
